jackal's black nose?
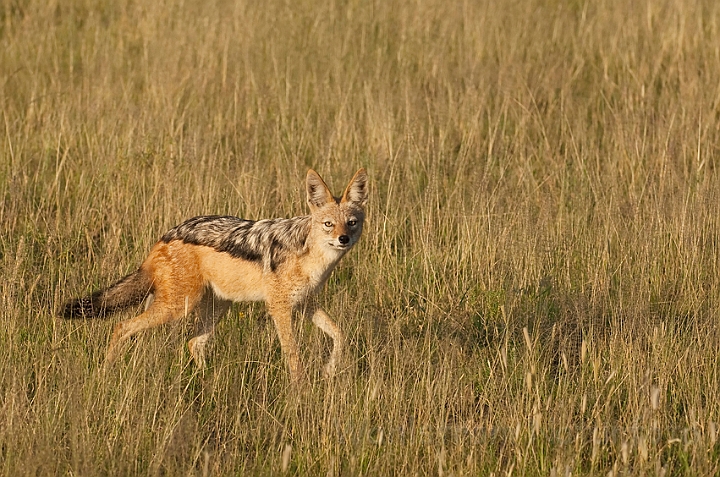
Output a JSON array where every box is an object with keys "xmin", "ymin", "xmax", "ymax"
[{"xmin": 338, "ymin": 235, "xmax": 350, "ymax": 245}]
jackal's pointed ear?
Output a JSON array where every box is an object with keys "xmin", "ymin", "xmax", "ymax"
[
  {"xmin": 306, "ymin": 169, "xmax": 334, "ymax": 209},
  {"xmin": 341, "ymin": 168, "xmax": 368, "ymax": 207}
]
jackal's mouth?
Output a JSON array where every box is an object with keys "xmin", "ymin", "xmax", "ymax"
[{"xmin": 330, "ymin": 242, "xmax": 352, "ymax": 250}]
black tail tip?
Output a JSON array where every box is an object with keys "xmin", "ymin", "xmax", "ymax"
[{"xmin": 60, "ymin": 297, "xmax": 100, "ymax": 319}]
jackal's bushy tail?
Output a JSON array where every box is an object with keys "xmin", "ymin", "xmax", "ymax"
[{"xmin": 61, "ymin": 268, "xmax": 153, "ymax": 318}]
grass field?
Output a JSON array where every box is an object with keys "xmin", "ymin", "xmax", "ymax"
[{"xmin": 2, "ymin": 0, "xmax": 720, "ymax": 474}]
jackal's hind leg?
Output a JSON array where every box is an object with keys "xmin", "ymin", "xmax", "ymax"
[
  {"xmin": 104, "ymin": 293, "xmax": 201, "ymax": 369},
  {"xmin": 310, "ymin": 307, "xmax": 345, "ymax": 378},
  {"xmin": 187, "ymin": 293, "xmax": 231, "ymax": 369}
]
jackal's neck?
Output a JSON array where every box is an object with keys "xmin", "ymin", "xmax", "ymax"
[{"xmin": 300, "ymin": 227, "xmax": 347, "ymax": 280}]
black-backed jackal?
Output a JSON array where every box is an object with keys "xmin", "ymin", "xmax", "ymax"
[{"xmin": 61, "ymin": 169, "xmax": 368, "ymax": 383}]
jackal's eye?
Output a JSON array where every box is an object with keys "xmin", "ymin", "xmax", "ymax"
[
  {"xmin": 348, "ymin": 219, "xmax": 357, "ymax": 227},
  {"xmin": 323, "ymin": 221, "xmax": 333, "ymax": 228}
]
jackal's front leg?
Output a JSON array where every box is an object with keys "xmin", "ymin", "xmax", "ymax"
[
  {"xmin": 267, "ymin": 300, "xmax": 305, "ymax": 384},
  {"xmin": 310, "ymin": 306, "xmax": 345, "ymax": 378}
]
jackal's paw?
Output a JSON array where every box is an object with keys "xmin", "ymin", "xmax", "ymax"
[
  {"xmin": 187, "ymin": 337, "xmax": 208, "ymax": 370},
  {"xmin": 322, "ymin": 361, "xmax": 337, "ymax": 379}
]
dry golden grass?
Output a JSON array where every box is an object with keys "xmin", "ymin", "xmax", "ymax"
[{"xmin": 2, "ymin": 0, "xmax": 720, "ymax": 474}]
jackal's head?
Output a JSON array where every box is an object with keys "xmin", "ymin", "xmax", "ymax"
[{"xmin": 306, "ymin": 168, "xmax": 368, "ymax": 252}]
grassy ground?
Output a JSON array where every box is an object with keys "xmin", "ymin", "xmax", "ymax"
[{"xmin": 2, "ymin": 0, "xmax": 720, "ymax": 474}]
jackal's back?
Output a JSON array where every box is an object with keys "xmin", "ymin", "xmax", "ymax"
[{"xmin": 160, "ymin": 215, "xmax": 312, "ymax": 271}]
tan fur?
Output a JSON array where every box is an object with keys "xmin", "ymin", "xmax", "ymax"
[{"xmin": 64, "ymin": 168, "xmax": 368, "ymax": 384}]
